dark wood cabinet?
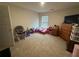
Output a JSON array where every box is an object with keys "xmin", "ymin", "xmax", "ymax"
[
  {"xmin": 67, "ymin": 24, "xmax": 79, "ymax": 53},
  {"xmin": 67, "ymin": 40, "xmax": 79, "ymax": 53}
]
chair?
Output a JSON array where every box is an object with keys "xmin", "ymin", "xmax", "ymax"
[{"xmin": 14, "ymin": 26, "xmax": 25, "ymax": 41}]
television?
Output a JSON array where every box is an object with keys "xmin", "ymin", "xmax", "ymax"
[{"xmin": 64, "ymin": 14, "xmax": 79, "ymax": 24}]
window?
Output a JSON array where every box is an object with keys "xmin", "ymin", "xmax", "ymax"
[{"xmin": 40, "ymin": 16, "xmax": 48, "ymax": 28}]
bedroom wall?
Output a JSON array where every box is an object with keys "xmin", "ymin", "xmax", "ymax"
[
  {"xmin": 9, "ymin": 5, "xmax": 79, "ymax": 29},
  {"xmin": 8, "ymin": 5, "xmax": 39, "ymax": 30},
  {"xmin": 0, "ymin": 5, "xmax": 15, "ymax": 51},
  {"xmin": 39, "ymin": 7, "xmax": 79, "ymax": 26}
]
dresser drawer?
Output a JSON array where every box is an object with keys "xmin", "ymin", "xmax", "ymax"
[{"xmin": 62, "ymin": 30, "xmax": 71, "ymax": 35}]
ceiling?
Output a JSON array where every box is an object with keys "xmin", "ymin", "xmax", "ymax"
[{"xmin": 8, "ymin": 2, "xmax": 79, "ymax": 13}]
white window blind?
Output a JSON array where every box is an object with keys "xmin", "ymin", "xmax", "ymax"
[{"xmin": 40, "ymin": 16, "xmax": 48, "ymax": 28}]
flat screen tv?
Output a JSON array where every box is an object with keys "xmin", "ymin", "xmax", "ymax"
[{"xmin": 64, "ymin": 14, "xmax": 79, "ymax": 24}]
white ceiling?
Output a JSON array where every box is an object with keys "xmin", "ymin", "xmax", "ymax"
[{"xmin": 8, "ymin": 2, "xmax": 79, "ymax": 13}]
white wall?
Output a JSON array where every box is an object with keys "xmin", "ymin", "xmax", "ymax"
[
  {"xmin": 8, "ymin": 5, "xmax": 39, "ymax": 30},
  {"xmin": 9, "ymin": 5, "xmax": 79, "ymax": 29},
  {"xmin": 0, "ymin": 5, "xmax": 14, "ymax": 51},
  {"xmin": 39, "ymin": 7, "xmax": 79, "ymax": 26},
  {"xmin": 0, "ymin": 5, "xmax": 39, "ymax": 51}
]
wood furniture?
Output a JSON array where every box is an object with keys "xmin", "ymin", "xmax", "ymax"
[
  {"xmin": 67, "ymin": 40, "xmax": 79, "ymax": 53},
  {"xmin": 59, "ymin": 23, "xmax": 72, "ymax": 41},
  {"xmin": 67, "ymin": 24, "xmax": 79, "ymax": 53},
  {"xmin": 46, "ymin": 25, "xmax": 59, "ymax": 36},
  {"xmin": 52, "ymin": 25, "xmax": 59, "ymax": 36}
]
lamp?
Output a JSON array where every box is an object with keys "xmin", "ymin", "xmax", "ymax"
[{"xmin": 40, "ymin": 2, "xmax": 45, "ymax": 6}]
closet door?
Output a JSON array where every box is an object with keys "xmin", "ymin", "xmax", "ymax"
[{"xmin": 0, "ymin": 5, "xmax": 14, "ymax": 51}]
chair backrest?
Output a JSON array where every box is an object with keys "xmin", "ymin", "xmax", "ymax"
[{"xmin": 14, "ymin": 26, "xmax": 24, "ymax": 34}]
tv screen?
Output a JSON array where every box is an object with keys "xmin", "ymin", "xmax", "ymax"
[{"xmin": 64, "ymin": 15, "xmax": 79, "ymax": 24}]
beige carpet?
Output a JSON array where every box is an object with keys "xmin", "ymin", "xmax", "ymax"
[{"xmin": 10, "ymin": 33, "xmax": 71, "ymax": 57}]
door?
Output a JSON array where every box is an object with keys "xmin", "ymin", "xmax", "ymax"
[{"xmin": 0, "ymin": 5, "xmax": 14, "ymax": 51}]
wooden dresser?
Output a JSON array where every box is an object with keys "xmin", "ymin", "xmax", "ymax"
[
  {"xmin": 52, "ymin": 25, "xmax": 59, "ymax": 36},
  {"xmin": 59, "ymin": 23, "xmax": 72, "ymax": 41}
]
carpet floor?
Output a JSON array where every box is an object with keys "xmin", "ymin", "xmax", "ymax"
[{"xmin": 10, "ymin": 33, "xmax": 71, "ymax": 57}]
